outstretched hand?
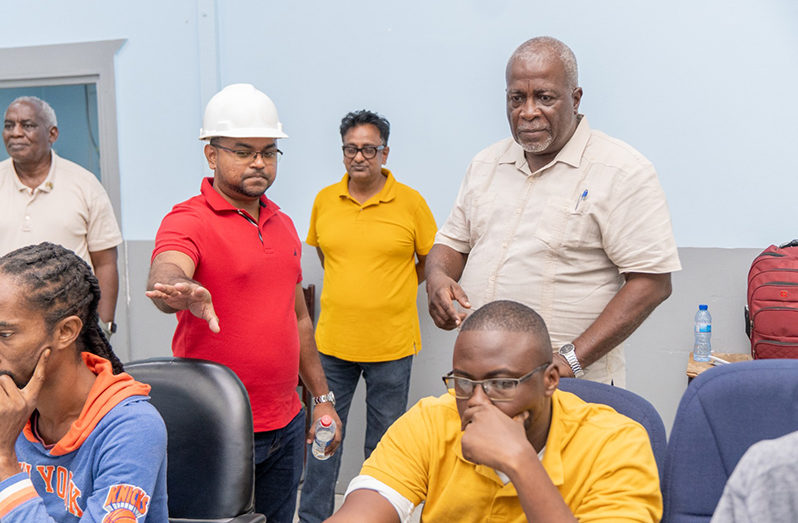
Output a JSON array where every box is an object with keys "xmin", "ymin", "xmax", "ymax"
[
  {"xmin": 0, "ymin": 349, "xmax": 49, "ymax": 478},
  {"xmin": 146, "ymin": 281, "xmax": 220, "ymax": 333}
]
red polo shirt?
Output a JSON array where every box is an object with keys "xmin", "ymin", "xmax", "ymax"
[{"xmin": 153, "ymin": 177, "xmax": 302, "ymax": 432}]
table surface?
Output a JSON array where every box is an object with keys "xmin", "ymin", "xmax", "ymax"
[{"xmin": 686, "ymin": 352, "xmax": 753, "ymax": 378}]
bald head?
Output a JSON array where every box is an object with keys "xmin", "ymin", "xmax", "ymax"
[
  {"xmin": 506, "ymin": 36, "xmax": 579, "ymax": 91},
  {"xmin": 460, "ymin": 301, "xmax": 551, "ymax": 361}
]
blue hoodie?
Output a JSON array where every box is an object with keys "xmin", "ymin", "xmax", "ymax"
[{"xmin": 0, "ymin": 353, "xmax": 168, "ymax": 522}]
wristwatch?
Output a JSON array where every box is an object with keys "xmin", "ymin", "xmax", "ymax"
[
  {"xmin": 312, "ymin": 391, "xmax": 336, "ymax": 407},
  {"xmin": 100, "ymin": 320, "xmax": 117, "ymax": 338},
  {"xmin": 558, "ymin": 343, "xmax": 584, "ymax": 378}
]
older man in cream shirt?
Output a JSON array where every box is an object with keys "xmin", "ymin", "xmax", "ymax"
[{"xmin": 426, "ymin": 37, "xmax": 680, "ymax": 387}]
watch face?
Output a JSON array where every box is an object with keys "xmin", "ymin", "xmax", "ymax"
[{"xmin": 559, "ymin": 343, "xmax": 575, "ymax": 355}]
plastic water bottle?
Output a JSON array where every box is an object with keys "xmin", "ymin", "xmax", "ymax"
[
  {"xmin": 694, "ymin": 304, "xmax": 712, "ymax": 362},
  {"xmin": 312, "ymin": 415, "xmax": 336, "ymax": 460}
]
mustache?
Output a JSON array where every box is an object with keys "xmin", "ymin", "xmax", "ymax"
[{"xmin": 0, "ymin": 370, "xmax": 25, "ymax": 389}]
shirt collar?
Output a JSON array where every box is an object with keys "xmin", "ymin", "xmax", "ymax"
[
  {"xmin": 451, "ymin": 410, "xmax": 507, "ymax": 485},
  {"xmin": 540, "ymin": 390, "xmax": 570, "ymax": 487},
  {"xmin": 12, "ymin": 151, "xmax": 57, "ymax": 193},
  {"xmin": 200, "ymin": 177, "xmax": 276, "ymax": 218},
  {"xmin": 499, "ymin": 115, "xmax": 591, "ymax": 175},
  {"xmin": 337, "ymin": 168, "xmax": 397, "ymax": 205},
  {"xmin": 555, "ymin": 115, "xmax": 590, "ymax": 168}
]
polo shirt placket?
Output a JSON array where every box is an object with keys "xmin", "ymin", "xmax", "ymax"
[
  {"xmin": 9, "ymin": 160, "xmax": 55, "ymax": 236},
  {"xmin": 307, "ymin": 169, "xmax": 436, "ymax": 362}
]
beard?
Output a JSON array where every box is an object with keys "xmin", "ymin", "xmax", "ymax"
[
  {"xmin": 232, "ymin": 181, "xmax": 270, "ymax": 198},
  {"xmin": 218, "ymin": 171, "xmax": 273, "ymax": 199},
  {"xmin": 517, "ymin": 131, "xmax": 553, "ymax": 154}
]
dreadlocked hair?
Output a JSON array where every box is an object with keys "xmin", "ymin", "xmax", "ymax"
[{"xmin": 0, "ymin": 242, "xmax": 124, "ymax": 374}]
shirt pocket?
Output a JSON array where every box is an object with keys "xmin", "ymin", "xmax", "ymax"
[
  {"xmin": 468, "ymin": 192, "xmax": 497, "ymax": 246},
  {"xmin": 534, "ymin": 197, "xmax": 601, "ymax": 250}
]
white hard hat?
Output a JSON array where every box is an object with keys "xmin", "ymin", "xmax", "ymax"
[{"xmin": 199, "ymin": 83, "xmax": 288, "ymax": 140}]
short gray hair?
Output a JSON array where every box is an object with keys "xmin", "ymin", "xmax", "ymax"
[
  {"xmin": 506, "ymin": 37, "xmax": 579, "ymax": 90},
  {"xmin": 8, "ymin": 96, "xmax": 58, "ymax": 129}
]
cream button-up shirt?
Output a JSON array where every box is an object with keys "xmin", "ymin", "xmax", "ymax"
[
  {"xmin": 0, "ymin": 152, "xmax": 122, "ymax": 268},
  {"xmin": 436, "ymin": 117, "xmax": 681, "ymax": 386}
]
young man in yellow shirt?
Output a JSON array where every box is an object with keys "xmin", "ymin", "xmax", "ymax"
[{"xmin": 327, "ymin": 301, "xmax": 662, "ymax": 523}]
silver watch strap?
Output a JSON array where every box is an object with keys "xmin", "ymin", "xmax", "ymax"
[
  {"xmin": 563, "ymin": 350, "xmax": 584, "ymax": 378},
  {"xmin": 313, "ymin": 391, "xmax": 335, "ymax": 406}
]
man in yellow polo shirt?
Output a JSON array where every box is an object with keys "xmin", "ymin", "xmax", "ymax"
[
  {"xmin": 326, "ymin": 301, "xmax": 662, "ymax": 523},
  {"xmin": 299, "ymin": 110, "xmax": 437, "ymax": 523}
]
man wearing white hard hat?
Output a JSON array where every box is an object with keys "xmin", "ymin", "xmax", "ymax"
[{"xmin": 146, "ymin": 84, "xmax": 342, "ymax": 523}]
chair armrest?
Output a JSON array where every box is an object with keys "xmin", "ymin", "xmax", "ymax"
[
  {"xmin": 169, "ymin": 514, "xmax": 266, "ymax": 523},
  {"xmin": 232, "ymin": 514, "xmax": 267, "ymax": 523}
]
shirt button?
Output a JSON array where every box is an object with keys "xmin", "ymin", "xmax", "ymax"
[
  {"xmin": 515, "ymin": 209, "xmax": 521, "ymax": 214},
  {"xmin": 25, "ymin": 215, "xmax": 31, "ymax": 221},
  {"xmin": 502, "ymin": 242, "xmax": 508, "ymax": 248},
  {"xmin": 490, "ymin": 275, "xmax": 496, "ymax": 281}
]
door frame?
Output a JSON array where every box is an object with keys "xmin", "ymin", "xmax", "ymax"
[{"xmin": 0, "ymin": 39, "xmax": 131, "ymax": 359}]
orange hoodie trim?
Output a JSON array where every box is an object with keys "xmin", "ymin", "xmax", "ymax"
[
  {"xmin": 0, "ymin": 479, "xmax": 39, "ymax": 518},
  {"xmin": 22, "ymin": 353, "xmax": 151, "ymax": 456}
]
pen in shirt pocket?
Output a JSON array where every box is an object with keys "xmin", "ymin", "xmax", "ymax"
[{"xmin": 574, "ymin": 189, "xmax": 588, "ymax": 211}]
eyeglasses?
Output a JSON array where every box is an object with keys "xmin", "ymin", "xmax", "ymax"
[
  {"xmin": 442, "ymin": 362, "xmax": 551, "ymax": 402},
  {"xmin": 212, "ymin": 143, "xmax": 283, "ymax": 164},
  {"xmin": 342, "ymin": 145, "xmax": 385, "ymax": 159}
]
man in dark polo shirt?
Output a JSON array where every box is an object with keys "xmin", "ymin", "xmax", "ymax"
[{"xmin": 146, "ymin": 84, "xmax": 341, "ymax": 523}]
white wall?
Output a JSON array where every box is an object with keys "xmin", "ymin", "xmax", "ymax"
[
  {"xmin": 3, "ymin": 1, "xmax": 795, "ymax": 246},
  {"xmin": 215, "ymin": 0, "xmax": 798, "ymax": 249}
]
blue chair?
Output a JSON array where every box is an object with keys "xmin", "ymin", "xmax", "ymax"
[
  {"xmin": 126, "ymin": 357, "xmax": 266, "ymax": 523},
  {"xmin": 558, "ymin": 378, "xmax": 667, "ymax": 482},
  {"xmin": 661, "ymin": 359, "xmax": 798, "ymax": 523}
]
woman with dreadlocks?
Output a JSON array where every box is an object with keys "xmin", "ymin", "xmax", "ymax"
[{"xmin": 0, "ymin": 242, "xmax": 167, "ymax": 522}]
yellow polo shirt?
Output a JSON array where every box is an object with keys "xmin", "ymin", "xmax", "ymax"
[
  {"xmin": 307, "ymin": 169, "xmax": 437, "ymax": 362},
  {"xmin": 360, "ymin": 390, "xmax": 662, "ymax": 522}
]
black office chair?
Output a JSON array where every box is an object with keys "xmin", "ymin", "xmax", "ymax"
[
  {"xmin": 558, "ymin": 378, "xmax": 667, "ymax": 482},
  {"xmin": 126, "ymin": 357, "xmax": 266, "ymax": 523}
]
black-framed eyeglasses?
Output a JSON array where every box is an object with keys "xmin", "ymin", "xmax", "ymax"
[
  {"xmin": 442, "ymin": 362, "xmax": 551, "ymax": 402},
  {"xmin": 212, "ymin": 143, "xmax": 283, "ymax": 164},
  {"xmin": 342, "ymin": 145, "xmax": 385, "ymax": 159}
]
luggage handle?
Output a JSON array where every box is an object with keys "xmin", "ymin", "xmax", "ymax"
[{"xmin": 779, "ymin": 239, "xmax": 798, "ymax": 249}]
